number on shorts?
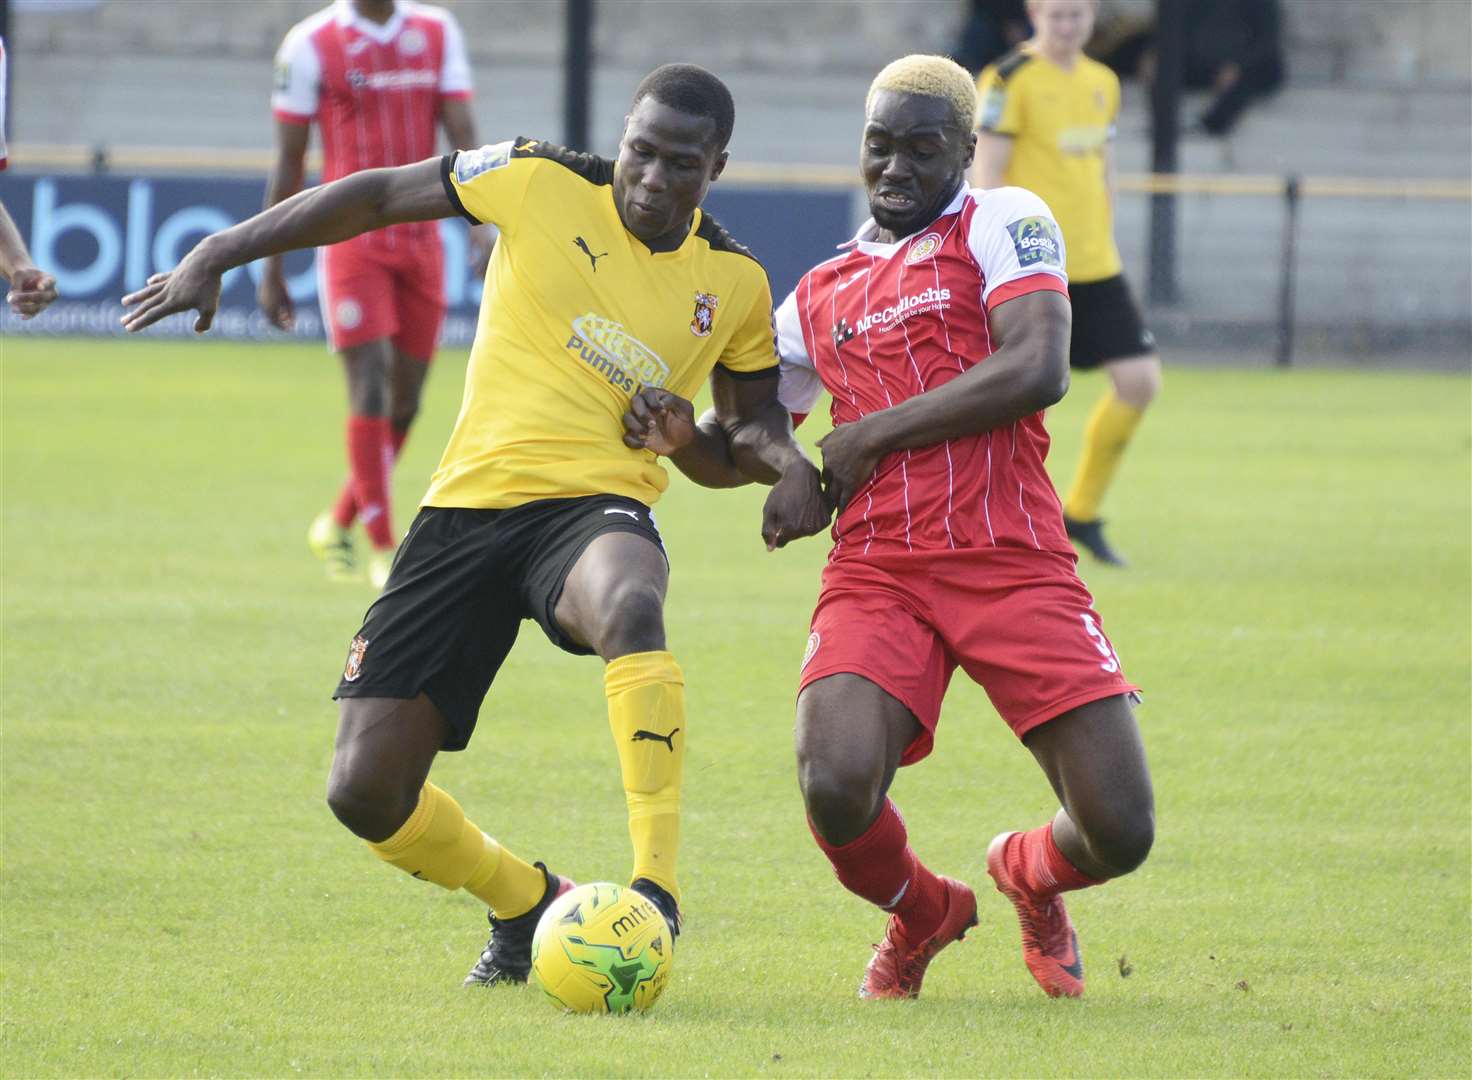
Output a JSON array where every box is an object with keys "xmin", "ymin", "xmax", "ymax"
[{"xmin": 1080, "ymin": 613, "xmax": 1121, "ymax": 674}]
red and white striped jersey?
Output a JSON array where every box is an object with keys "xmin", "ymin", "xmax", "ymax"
[
  {"xmin": 0, "ymin": 37, "xmax": 9, "ymax": 170},
  {"xmin": 272, "ymin": 0, "xmax": 472, "ymax": 250},
  {"xmin": 776, "ymin": 185, "xmax": 1071, "ymax": 559}
]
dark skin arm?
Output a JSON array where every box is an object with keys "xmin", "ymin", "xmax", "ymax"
[
  {"xmin": 623, "ymin": 368, "xmax": 830, "ymax": 550},
  {"xmin": 257, "ymin": 118, "xmax": 311, "ymax": 330},
  {"xmin": 819, "ymin": 289, "xmax": 1071, "ymax": 512},
  {"xmin": 439, "ymin": 97, "xmax": 494, "ymax": 276},
  {"xmin": 623, "ymin": 393, "xmax": 741, "ymax": 488},
  {"xmin": 122, "ymin": 157, "xmax": 451, "ymax": 333}
]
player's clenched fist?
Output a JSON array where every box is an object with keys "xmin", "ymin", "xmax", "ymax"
[
  {"xmin": 760, "ymin": 462, "xmax": 829, "ymax": 551},
  {"xmin": 816, "ymin": 418, "xmax": 884, "ymax": 513},
  {"xmin": 6, "ymin": 267, "xmax": 57, "ymax": 319},
  {"xmin": 622, "ymin": 387, "xmax": 697, "ymax": 456}
]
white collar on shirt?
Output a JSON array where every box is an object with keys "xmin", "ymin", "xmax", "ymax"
[
  {"xmin": 842, "ymin": 183, "xmax": 970, "ymax": 254},
  {"xmin": 334, "ymin": 0, "xmax": 411, "ymax": 43}
]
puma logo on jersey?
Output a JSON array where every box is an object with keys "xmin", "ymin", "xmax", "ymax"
[
  {"xmin": 574, "ymin": 236, "xmax": 608, "ymax": 272},
  {"xmin": 835, "ymin": 267, "xmax": 870, "ymax": 292}
]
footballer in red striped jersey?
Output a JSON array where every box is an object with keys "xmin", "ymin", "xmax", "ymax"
[
  {"xmin": 624, "ymin": 55, "xmax": 1154, "ymax": 1003},
  {"xmin": 0, "ymin": 35, "xmax": 59, "ymax": 319},
  {"xmin": 264, "ymin": 0, "xmax": 490, "ymax": 588}
]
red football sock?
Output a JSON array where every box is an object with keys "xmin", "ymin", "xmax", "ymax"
[
  {"xmin": 331, "ymin": 478, "xmax": 357, "ymax": 529},
  {"xmin": 344, "ymin": 414, "xmax": 394, "ymax": 550},
  {"xmin": 810, "ymin": 799, "xmax": 947, "ymax": 942},
  {"xmin": 1018, "ymin": 822, "xmax": 1103, "ymax": 896},
  {"xmin": 331, "ymin": 423, "xmax": 409, "ymax": 529}
]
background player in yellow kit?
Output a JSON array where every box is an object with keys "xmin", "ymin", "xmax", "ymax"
[
  {"xmin": 122, "ymin": 64, "xmax": 829, "ymax": 990},
  {"xmin": 973, "ymin": 0, "xmax": 1161, "ymax": 566}
]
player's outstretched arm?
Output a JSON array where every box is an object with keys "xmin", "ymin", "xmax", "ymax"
[
  {"xmin": 0, "ymin": 200, "xmax": 58, "ymax": 319},
  {"xmin": 121, "ymin": 157, "xmax": 452, "ymax": 333},
  {"xmin": 820, "ymin": 290, "xmax": 1070, "ymax": 511}
]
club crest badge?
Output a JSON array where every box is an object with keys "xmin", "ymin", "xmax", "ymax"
[
  {"xmin": 398, "ymin": 27, "xmax": 427, "ymax": 55},
  {"xmin": 343, "ymin": 635, "xmax": 369, "ymax": 682},
  {"xmin": 690, "ymin": 291, "xmax": 719, "ymax": 337},
  {"xmin": 334, "ymin": 298, "xmax": 363, "ymax": 330},
  {"xmin": 906, "ymin": 233, "xmax": 942, "ymax": 264}
]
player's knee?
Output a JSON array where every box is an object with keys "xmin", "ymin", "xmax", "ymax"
[
  {"xmin": 1082, "ymin": 804, "xmax": 1155, "ymax": 876},
  {"xmin": 797, "ymin": 754, "xmax": 884, "ymax": 846},
  {"xmin": 1114, "ymin": 358, "xmax": 1161, "ymax": 410},
  {"xmin": 592, "ymin": 579, "xmax": 666, "ymax": 657},
  {"xmin": 390, "ymin": 401, "xmax": 419, "ymax": 434},
  {"xmin": 325, "ymin": 765, "xmax": 416, "ymax": 843},
  {"xmin": 348, "ymin": 381, "xmax": 388, "ymax": 417}
]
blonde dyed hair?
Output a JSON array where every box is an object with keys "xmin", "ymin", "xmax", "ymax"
[{"xmin": 866, "ymin": 54, "xmax": 978, "ymax": 133}]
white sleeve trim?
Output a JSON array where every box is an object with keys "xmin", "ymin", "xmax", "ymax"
[
  {"xmin": 272, "ymin": 21, "xmax": 322, "ymax": 118},
  {"xmin": 774, "ymin": 288, "xmax": 823, "ymax": 416},
  {"xmin": 966, "ymin": 186, "xmax": 1068, "ymax": 306},
  {"xmin": 0, "ymin": 38, "xmax": 9, "ymax": 166},
  {"xmin": 438, "ymin": 11, "xmax": 473, "ymax": 94}
]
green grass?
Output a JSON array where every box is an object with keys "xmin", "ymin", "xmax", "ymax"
[{"xmin": 2, "ymin": 337, "xmax": 1469, "ymax": 1078}]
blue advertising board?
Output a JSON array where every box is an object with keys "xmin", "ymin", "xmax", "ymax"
[{"xmin": 0, "ymin": 172, "xmax": 854, "ymax": 344}]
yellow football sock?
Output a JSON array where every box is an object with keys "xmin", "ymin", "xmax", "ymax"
[
  {"xmin": 1063, "ymin": 392, "xmax": 1144, "ymax": 522},
  {"xmin": 367, "ymin": 782, "xmax": 547, "ymax": 918},
  {"xmin": 605, "ymin": 651, "xmax": 686, "ymax": 902}
]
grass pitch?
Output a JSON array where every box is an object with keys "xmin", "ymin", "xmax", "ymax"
[{"xmin": 2, "ymin": 337, "xmax": 1469, "ymax": 1078}]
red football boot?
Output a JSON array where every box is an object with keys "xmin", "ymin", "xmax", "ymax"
[
  {"xmin": 858, "ymin": 876, "xmax": 978, "ymax": 1000},
  {"xmin": 986, "ymin": 832, "xmax": 1084, "ymax": 998}
]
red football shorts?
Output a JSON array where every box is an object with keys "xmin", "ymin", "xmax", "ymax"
[
  {"xmin": 319, "ymin": 236, "xmax": 446, "ymax": 360},
  {"xmin": 798, "ymin": 547, "xmax": 1140, "ymax": 765}
]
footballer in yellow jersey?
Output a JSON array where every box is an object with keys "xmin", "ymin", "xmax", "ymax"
[
  {"xmin": 122, "ymin": 63, "xmax": 829, "ymax": 992},
  {"xmin": 430, "ymin": 136, "xmax": 780, "ymax": 511},
  {"xmin": 973, "ymin": 0, "xmax": 1163, "ymax": 567},
  {"xmin": 977, "ymin": 43, "xmax": 1120, "ymax": 283}
]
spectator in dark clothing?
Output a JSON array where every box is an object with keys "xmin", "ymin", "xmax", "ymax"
[
  {"xmin": 953, "ymin": 0, "xmax": 1032, "ymax": 76},
  {"xmin": 1085, "ymin": 0, "xmax": 1286, "ymax": 136},
  {"xmin": 1187, "ymin": 0, "xmax": 1285, "ymax": 135}
]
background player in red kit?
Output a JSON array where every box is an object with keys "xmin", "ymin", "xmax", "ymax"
[
  {"xmin": 0, "ymin": 34, "xmax": 59, "ymax": 319},
  {"xmin": 264, "ymin": 0, "xmax": 490, "ymax": 587},
  {"xmin": 626, "ymin": 54, "xmax": 1154, "ymax": 1002}
]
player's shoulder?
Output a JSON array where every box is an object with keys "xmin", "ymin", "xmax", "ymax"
[
  {"xmin": 787, "ymin": 249, "xmax": 861, "ymax": 309},
  {"xmin": 967, "ymin": 184, "xmax": 1056, "ymax": 224},
  {"xmin": 693, "ymin": 213, "xmax": 765, "ymax": 274},
  {"xmin": 989, "ymin": 45, "xmax": 1039, "ymax": 85},
  {"xmin": 503, "ymin": 137, "xmax": 615, "ymax": 186},
  {"xmin": 794, "ymin": 248, "xmax": 854, "ymax": 291},
  {"xmin": 965, "ymin": 187, "xmax": 1065, "ymax": 271},
  {"xmin": 1078, "ymin": 55, "xmax": 1121, "ymax": 90}
]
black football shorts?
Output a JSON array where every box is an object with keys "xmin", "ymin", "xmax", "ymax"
[
  {"xmin": 333, "ymin": 495, "xmax": 666, "ymax": 750},
  {"xmin": 1068, "ymin": 274, "xmax": 1156, "ymax": 369}
]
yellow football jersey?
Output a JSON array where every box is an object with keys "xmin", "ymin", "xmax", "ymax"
[
  {"xmin": 977, "ymin": 47, "xmax": 1122, "ymax": 283},
  {"xmin": 426, "ymin": 138, "xmax": 778, "ymax": 510}
]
